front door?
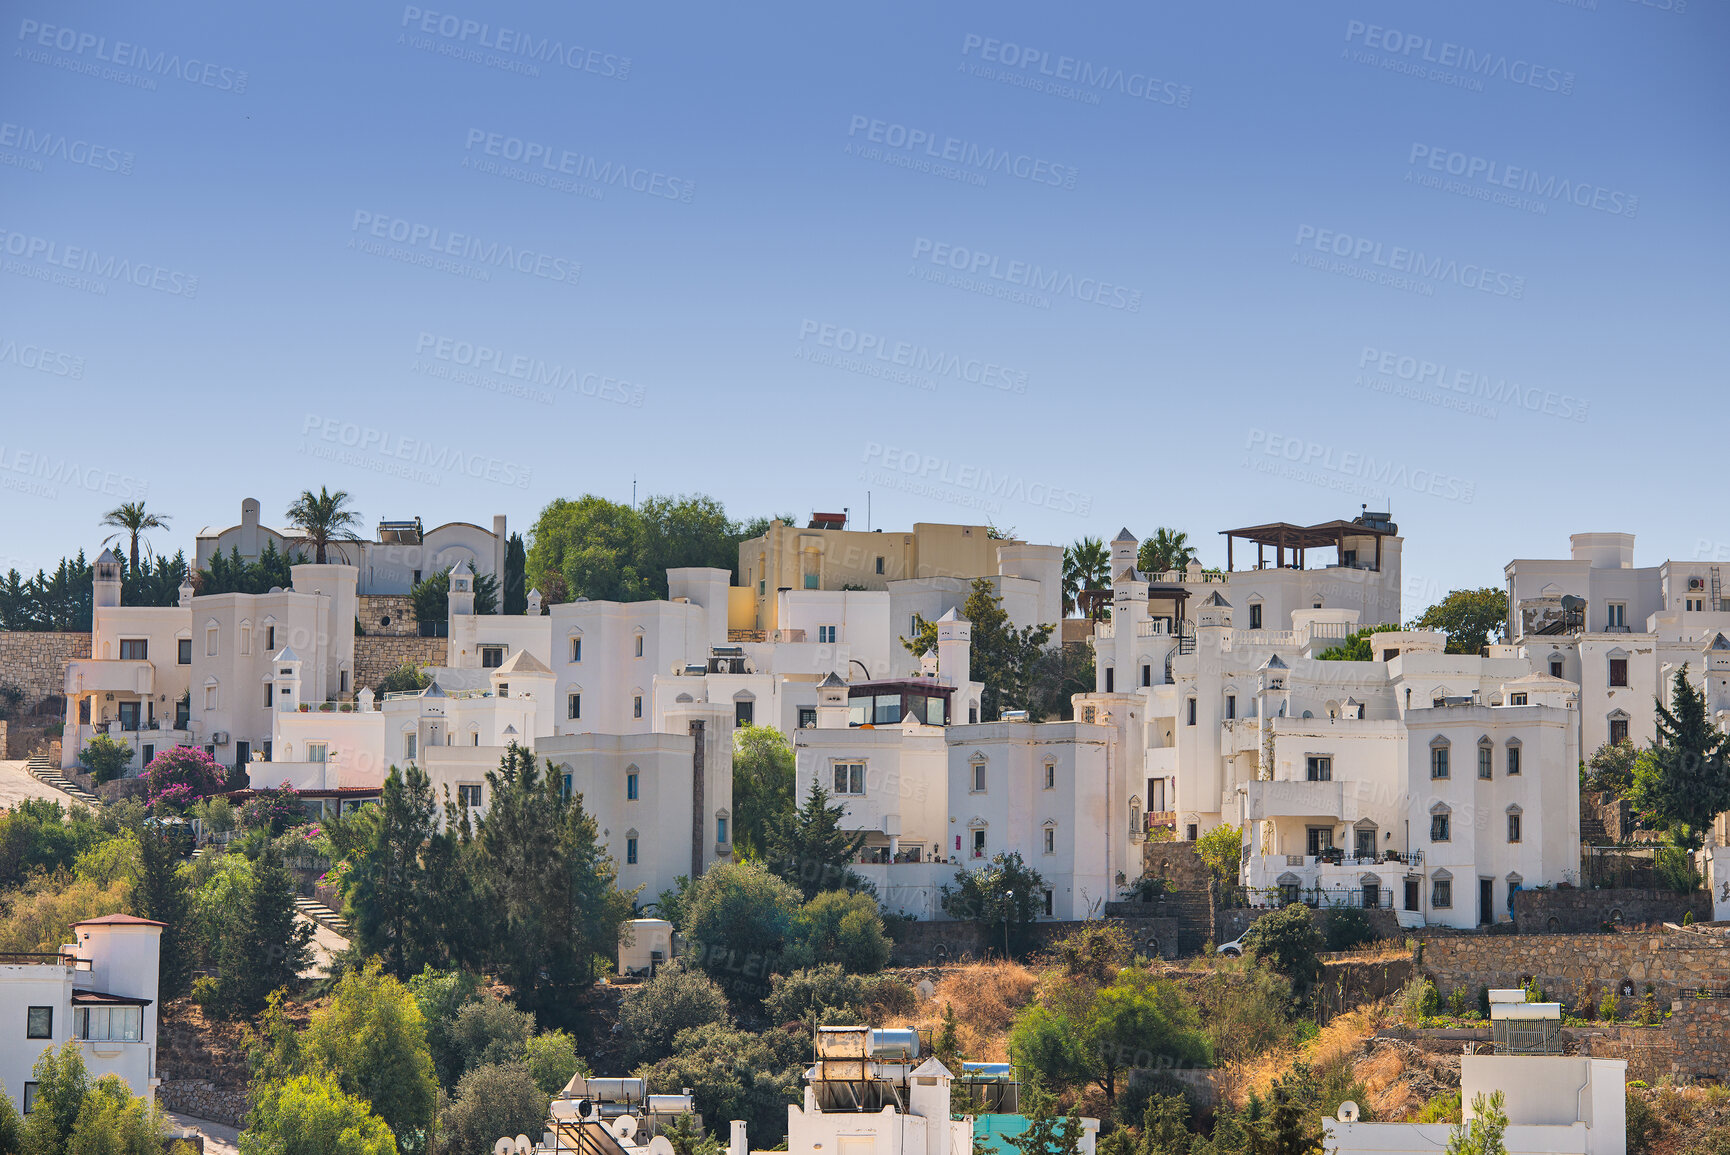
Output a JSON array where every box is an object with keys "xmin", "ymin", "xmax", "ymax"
[
  {"xmin": 1362, "ymin": 882, "xmax": 1380, "ymax": 910},
  {"xmin": 1404, "ymin": 877, "xmax": 1420, "ymax": 912},
  {"xmin": 235, "ymin": 741, "xmax": 250, "ymax": 771},
  {"xmin": 1356, "ymin": 829, "xmax": 1375, "ymax": 860},
  {"xmin": 117, "ymin": 701, "xmax": 140, "ymax": 731},
  {"xmin": 1479, "ymin": 878, "xmax": 1495, "ymax": 926}
]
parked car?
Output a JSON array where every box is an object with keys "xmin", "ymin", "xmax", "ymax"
[{"xmin": 1216, "ymin": 934, "xmax": 1246, "ymax": 957}]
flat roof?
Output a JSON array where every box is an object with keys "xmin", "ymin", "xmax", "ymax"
[{"xmin": 1220, "ymin": 519, "xmax": 1396, "ymax": 549}]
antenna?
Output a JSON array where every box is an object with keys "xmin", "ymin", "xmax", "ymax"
[{"xmin": 633, "ymin": 476, "xmax": 637, "ymax": 510}]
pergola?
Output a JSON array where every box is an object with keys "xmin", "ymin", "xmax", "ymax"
[{"xmin": 1220, "ymin": 519, "xmax": 1393, "ymax": 573}]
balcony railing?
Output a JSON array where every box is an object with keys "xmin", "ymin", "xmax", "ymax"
[{"xmin": 1245, "ymin": 885, "xmax": 1395, "ymax": 910}]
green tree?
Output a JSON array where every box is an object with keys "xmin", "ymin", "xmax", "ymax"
[
  {"xmin": 1316, "ymin": 624, "xmax": 1403, "ymax": 662},
  {"xmin": 1137, "ymin": 528, "xmax": 1198, "ymax": 576},
  {"xmin": 1629, "ymin": 665, "xmax": 1730, "ymax": 847},
  {"xmin": 784, "ymin": 890, "xmax": 891, "ymax": 973},
  {"xmin": 435, "ymin": 1062, "xmax": 547, "ymax": 1155},
  {"xmin": 241, "ymin": 1073, "xmax": 398, "ymax": 1155},
  {"xmin": 1007, "ymin": 1083, "xmax": 1087, "ymax": 1155},
  {"xmin": 940, "ymin": 852, "xmax": 1046, "ymax": 956},
  {"xmin": 1009, "ymin": 1003, "xmax": 1095, "ymax": 1092},
  {"xmin": 198, "ymin": 543, "xmax": 298, "ymax": 597},
  {"xmin": 66, "ymin": 1073, "xmax": 168, "ymax": 1155},
  {"xmin": 634, "ymin": 1022, "xmax": 804, "ymax": 1149},
  {"xmin": 408, "ymin": 566, "xmax": 499, "ymax": 624},
  {"xmin": 523, "ymin": 1031, "xmax": 585, "ymax": 1097},
  {"xmin": 1024, "ymin": 643, "xmax": 1096, "ymax": 723},
  {"xmin": 20, "ymin": 1042, "xmax": 92, "ymax": 1154},
  {"xmin": 1583, "ymin": 740, "xmax": 1639, "ymax": 795},
  {"xmin": 300, "ymin": 961, "xmax": 438, "ymax": 1153},
  {"xmin": 449, "ymin": 996, "xmax": 533, "ymax": 1075},
  {"xmin": 100, "ymin": 502, "xmax": 171, "ymax": 576},
  {"xmin": 1414, "ymin": 589, "xmax": 1508, "ymax": 655},
  {"xmin": 761, "ymin": 964, "xmax": 875, "ymax": 1028},
  {"xmin": 0, "ymin": 1084, "xmax": 18, "ymax": 1154},
  {"xmin": 904, "ymin": 579, "xmax": 1054, "ymax": 721},
  {"xmin": 1064, "ymin": 538, "xmax": 1111, "ymax": 620},
  {"xmin": 732, "ymin": 725, "xmax": 795, "ymax": 858},
  {"xmin": 1084, "ymin": 969, "xmax": 1210, "ymax": 1101},
  {"xmin": 78, "ymin": 734, "xmax": 135, "ymax": 785},
  {"xmin": 1193, "ymin": 824, "xmax": 1244, "ymax": 888},
  {"xmin": 200, "ymin": 846, "xmax": 312, "ymax": 1018},
  {"xmin": 503, "ymin": 532, "xmax": 528, "ymax": 616},
  {"xmin": 617, "ymin": 965, "xmax": 731, "ymax": 1066},
  {"xmin": 121, "ymin": 551, "xmax": 191, "ymax": 609},
  {"xmin": 337, "ymin": 766, "xmax": 440, "ymax": 977},
  {"xmin": 526, "ymin": 495, "xmax": 653, "ymax": 603},
  {"xmin": 406, "ymin": 968, "xmax": 481, "ymax": 1089},
  {"xmin": 1242, "ymin": 905, "xmax": 1325, "ymax": 997},
  {"xmin": 133, "ymin": 827, "xmax": 194, "ymax": 1001},
  {"xmin": 1445, "ymin": 1092, "xmax": 1509, "ymax": 1155},
  {"xmin": 684, "ymin": 860, "xmax": 802, "ymax": 1002},
  {"xmin": 1247, "ymin": 1082, "xmax": 1323, "ymax": 1155},
  {"xmin": 285, "ymin": 487, "xmax": 364, "ymax": 565},
  {"xmin": 476, "ymin": 745, "xmax": 635, "ymax": 1027},
  {"xmin": 761, "ymin": 782, "xmax": 868, "ymax": 901},
  {"xmin": 373, "ymin": 665, "xmax": 432, "ymax": 696}
]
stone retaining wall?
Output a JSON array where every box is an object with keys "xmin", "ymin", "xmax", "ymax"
[
  {"xmin": 1510, "ymin": 887, "xmax": 1708, "ymax": 933},
  {"xmin": 357, "ymin": 595, "xmax": 419, "ymax": 637},
  {"xmin": 0, "ymin": 630, "xmax": 89, "ymax": 707},
  {"xmin": 156, "ymin": 1080, "xmax": 247, "ymax": 1128},
  {"xmin": 889, "ymin": 916, "xmax": 1185, "ymax": 966},
  {"xmin": 1420, "ymin": 929, "xmax": 1730, "ymax": 1010},
  {"xmin": 353, "ymin": 635, "xmax": 447, "ymax": 691}
]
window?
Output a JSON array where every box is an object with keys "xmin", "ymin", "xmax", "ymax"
[
  {"xmin": 1431, "ymin": 743, "xmax": 1450, "ymax": 779},
  {"xmin": 818, "ymin": 625, "xmax": 837, "ymax": 644},
  {"xmin": 1355, "ymin": 827, "xmax": 1375, "ymax": 859},
  {"xmin": 1141, "ymin": 664, "xmax": 1151, "ymax": 687},
  {"xmin": 175, "ymin": 697, "xmax": 190, "ymax": 728},
  {"xmin": 1610, "ymin": 717, "xmax": 1629, "ymax": 744},
  {"xmin": 1431, "ymin": 813, "xmax": 1451, "ymax": 841},
  {"xmin": 1186, "ymin": 698, "xmax": 1197, "ymax": 726},
  {"xmin": 206, "ymin": 627, "xmax": 218, "ymax": 657},
  {"xmin": 240, "ymin": 627, "xmax": 251, "ymax": 657},
  {"xmin": 1225, "ymin": 695, "xmax": 1236, "ymax": 720},
  {"xmin": 1043, "ymin": 827, "xmax": 1055, "ymax": 854},
  {"xmin": 1306, "ymin": 756, "xmax": 1331, "ymax": 782},
  {"xmin": 562, "ymin": 773, "xmax": 572, "ymax": 799},
  {"xmin": 875, "ymin": 557, "xmax": 885, "ymax": 575},
  {"xmin": 23, "ymin": 1084, "xmax": 37, "ymax": 1115},
  {"xmin": 627, "ymin": 772, "xmax": 639, "ymax": 800},
  {"xmin": 404, "ymin": 734, "xmax": 417, "ymax": 761},
  {"xmin": 1509, "ymin": 693, "xmax": 1528, "ymax": 706},
  {"xmin": 833, "ymin": 762, "xmax": 865, "ymax": 795},
  {"xmin": 568, "ymin": 694, "xmax": 581, "ymax": 720},
  {"xmin": 570, "ymin": 637, "xmax": 582, "ymax": 662},
  {"xmin": 1609, "ymin": 658, "xmax": 1628, "ymax": 687},
  {"xmin": 1186, "ymin": 823, "xmax": 1198, "ymax": 841},
  {"xmin": 968, "ymin": 706, "xmax": 978, "ymax": 724},
  {"xmin": 1104, "ymin": 667, "xmax": 1114, "ymax": 693},
  {"xmin": 971, "ymin": 761, "xmax": 986, "ymax": 793},
  {"xmin": 635, "ymin": 635, "xmax": 645, "ymax": 657},
  {"xmin": 972, "ymin": 829, "xmax": 986, "ymax": 858},
  {"xmin": 716, "ymin": 816, "xmax": 728, "ymax": 843},
  {"xmin": 1549, "ymin": 658, "xmax": 1563, "ymax": 678},
  {"xmin": 307, "ymin": 743, "xmax": 327, "ymax": 764},
  {"xmin": 734, "ymin": 700, "xmax": 754, "ymax": 728},
  {"xmin": 119, "ymin": 639, "xmax": 147, "ymax": 660},
  {"xmin": 1507, "ymin": 744, "xmax": 1521, "ymax": 775},
  {"xmin": 178, "ymin": 638, "xmax": 191, "ymax": 665},
  {"xmin": 1607, "ymin": 603, "xmax": 1626, "ymax": 629},
  {"xmin": 633, "ymin": 695, "xmax": 643, "ymax": 719},
  {"xmin": 798, "ymin": 706, "xmax": 817, "ymax": 729},
  {"xmin": 1432, "ymin": 879, "xmax": 1452, "ymax": 908},
  {"xmin": 1044, "ymin": 762, "xmax": 1055, "ymax": 790},
  {"xmin": 340, "ymin": 670, "xmax": 348, "ymax": 693},
  {"xmin": 1249, "ymin": 604, "xmax": 1263, "ymax": 630},
  {"xmin": 1306, "ymin": 827, "xmax": 1333, "ymax": 856},
  {"xmin": 458, "ymin": 784, "xmax": 482, "ymax": 809},
  {"xmin": 266, "ymin": 625, "xmax": 276, "ymax": 651},
  {"xmin": 1042, "ymin": 889, "xmax": 1054, "ymax": 916},
  {"xmin": 1508, "ymin": 813, "xmax": 1522, "ymax": 842},
  {"xmin": 481, "ymin": 646, "xmax": 504, "ymax": 668},
  {"xmin": 73, "ymin": 1006, "xmax": 141, "ymax": 1042},
  {"xmin": 626, "ymin": 837, "xmax": 638, "ymax": 865},
  {"xmin": 803, "ymin": 574, "xmax": 819, "ymax": 589},
  {"xmin": 1478, "ymin": 744, "xmax": 1493, "ymax": 780},
  {"xmin": 204, "ymin": 683, "xmax": 218, "ymax": 711},
  {"xmin": 265, "ymin": 683, "xmax": 274, "ymax": 707},
  {"xmin": 26, "ymin": 1006, "xmax": 52, "ymax": 1039},
  {"xmin": 497, "ymin": 682, "xmax": 509, "ymax": 699}
]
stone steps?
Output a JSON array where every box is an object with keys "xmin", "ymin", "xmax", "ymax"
[
  {"xmin": 293, "ymin": 895, "xmax": 350, "ymax": 938},
  {"xmin": 27, "ymin": 755, "xmax": 102, "ymax": 806}
]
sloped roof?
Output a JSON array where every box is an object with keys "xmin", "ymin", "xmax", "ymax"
[
  {"xmin": 1203, "ymin": 591, "xmax": 1231, "ymax": 607},
  {"xmin": 1710, "ymin": 633, "xmax": 1730, "ymax": 651},
  {"xmin": 421, "ymin": 680, "xmax": 448, "ymax": 699},
  {"xmin": 818, "ymin": 671, "xmax": 848, "ymax": 688},
  {"xmin": 1114, "ymin": 527, "xmax": 1137, "ymax": 542},
  {"xmin": 494, "ymin": 649, "xmax": 553, "ymax": 676},
  {"xmin": 95, "ymin": 548, "xmax": 124, "ymax": 566},
  {"xmin": 1262, "ymin": 654, "xmax": 1288, "ymax": 669},
  {"xmin": 76, "ymin": 914, "xmax": 165, "ymax": 928}
]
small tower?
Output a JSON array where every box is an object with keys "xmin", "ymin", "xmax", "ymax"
[
  {"xmin": 177, "ymin": 575, "xmax": 194, "ymax": 609},
  {"xmin": 271, "ymin": 646, "xmax": 302, "ymax": 714},
  {"xmin": 94, "ymin": 548, "xmax": 123, "ymax": 608},
  {"xmin": 816, "ymin": 671, "xmax": 849, "ymax": 729},
  {"xmin": 448, "ymin": 560, "xmax": 475, "ymax": 618},
  {"xmin": 1111, "ymin": 528, "xmax": 1139, "ymax": 576},
  {"xmin": 526, "ymin": 587, "xmax": 542, "ymax": 616},
  {"xmin": 1196, "ymin": 590, "xmax": 1233, "ymax": 629},
  {"xmin": 936, "ymin": 609, "xmax": 971, "ymax": 687}
]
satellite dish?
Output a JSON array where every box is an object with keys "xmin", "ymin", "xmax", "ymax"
[
  {"xmin": 648, "ymin": 1137, "xmax": 677, "ymax": 1155},
  {"xmin": 1337, "ymin": 1102, "xmax": 1360, "ymax": 1123},
  {"xmin": 495, "ymin": 1141, "xmax": 515, "ymax": 1155},
  {"xmin": 612, "ymin": 1115, "xmax": 641, "ymax": 1142},
  {"xmin": 516, "ymin": 1136, "xmax": 534, "ymax": 1154}
]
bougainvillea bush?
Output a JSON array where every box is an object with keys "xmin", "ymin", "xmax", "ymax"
[
  {"xmin": 144, "ymin": 746, "xmax": 227, "ymax": 812},
  {"xmin": 242, "ymin": 782, "xmax": 306, "ymax": 837}
]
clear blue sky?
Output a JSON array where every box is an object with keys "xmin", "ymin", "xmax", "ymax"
[{"xmin": 3, "ymin": 0, "xmax": 1725, "ymax": 616}]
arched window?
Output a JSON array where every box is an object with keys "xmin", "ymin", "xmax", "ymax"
[{"xmin": 1429, "ymin": 735, "xmax": 1451, "ymax": 779}]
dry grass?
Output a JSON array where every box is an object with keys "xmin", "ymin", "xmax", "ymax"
[
  {"xmin": 1222, "ymin": 1005, "xmax": 1386, "ymax": 1108},
  {"xmin": 908, "ymin": 960, "xmax": 1038, "ymax": 1061}
]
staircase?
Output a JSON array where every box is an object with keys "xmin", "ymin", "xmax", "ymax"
[
  {"xmin": 1161, "ymin": 889, "xmax": 1214, "ymax": 955},
  {"xmin": 294, "ymin": 895, "xmax": 351, "ymax": 940},
  {"xmin": 27, "ymin": 755, "xmax": 102, "ymax": 806}
]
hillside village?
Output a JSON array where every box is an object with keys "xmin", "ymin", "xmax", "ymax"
[{"xmin": 4, "ymin": 489, "xmax": 1730, "ymax": 1155}]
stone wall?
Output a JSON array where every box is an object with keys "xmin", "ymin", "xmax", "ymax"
[
  {"xmin": 1667, "ymin": 997, "xmax": 1730, "ymax": 1082},
  {"xmin": 1581, "ymin": 791, "xmax": 1637, "ymax": 845},
  {"xmin": 1420, "ymin": 929, "xmax": 1730, "ymax": 1010},
  {"xmin": 1569, "ymin": 1023, "xmax": 1677, "ymax": 1084},
  {"xmin": 889, "ymin": 916, "xmax": 1184, "ymax": 966},
  {"xmin": 357, "ymin": 594, "xmax": 419, "ymax": 637},
  {"xmin": 1510, "ymin": 887, "xmax": 1709, "ymax": 933},
  {"xmin": 353, "ymin": 635, "xmax": 447, "ymax": 691},
  {"xmin": 0, "ymin": 630, "xmax": 89, "ymax": 707},
  {"xmin": 155, "ymin": 1012, "xmax": 250, "ymax": 1127}
]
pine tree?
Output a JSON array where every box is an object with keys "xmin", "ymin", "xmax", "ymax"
[
  {"xmin": 134, "ymin": 827, "xmax": 194, "ymax": 1000},
  {"xmin": 1630, "ymin": 664, "xmax": 1730, "ymax": 846},
  {"xmin": 762, "ymin": 781, "xmax": 869, "ymax": 901},
  {"xmin": 213, "ymin": 847, "xmax": 312, "ymax": 1017},
  {"xmin": 343, "ymin": 765, "xmax": 439, "ymax": 977}
]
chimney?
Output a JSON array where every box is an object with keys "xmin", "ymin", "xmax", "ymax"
[{"xmin": 936, "ymin": 610, "xmax": 971, "ymax": 687}]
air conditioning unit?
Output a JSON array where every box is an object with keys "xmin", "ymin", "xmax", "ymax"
[
  {"xmin": 212, "ymin": 731, "xmax": 230, "ymax": 745},
  {"xmin": 1691, "ymin": 577, "xmax": 1707, "ymax": 591}
]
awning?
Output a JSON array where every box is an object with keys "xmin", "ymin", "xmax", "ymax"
[{"xmin": 71, "ymin": 990, "xmax": 152, "ymax": 1007}]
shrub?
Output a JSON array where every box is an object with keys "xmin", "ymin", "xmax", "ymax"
[
  {"xmin": 617, "ymin": 965, "xmax": 730, "ymax": 1067},
  {"xmin": 1657, "ymin": 846, "xmax": 1704, "ymax": 894},
  {"xmin": 78, "ymin": 733, "xmax": 135, "ymax": 784},
  {"xmin": 1447, "ymin": 986, "xmax": 1470, "ymax": 1017},
  {"xmin": 144, "ymin": 747, "xmax": 226, "ymax": 812},
  {"xmin": 242, "ymin": 782, "xmax": 306, "ymax": 837},
  {"xmin": 375, "ymin": 663, "xmax": 432, "ymax": 695},
  {"xmin": 1194, "ymin": 963, "xmax": 1297, "ymax": 1062},
  {"xmin": 783, "ymin": 889, "xmax": 891, "ymax": 974},
  {"xmin": 1242, "ymin": 904, "xmax": 1324, "ymax": 995},
  {"xmin": 451, "ymin": 996, "xmax": 534, "ymax": 1075},
  {"xmin": 1050, "ymin": 922, "xmax": 1131, "ymax": 983},
  {"xmin": 1627, "ymin": 1088, "xmax": 1658, "ymax": 1155},
  {"xmin": 684, "ymin": 861, "xmax": 802, "ymax": 1001},
  {"xmin": 436, "ymin": 1062, "xmax": 547, "ymax": 1155},
  {"xmin": 1325, "ymin": 906, "xmax": 1375, "ymax": 951},
  {"xmin": 1600, "ymin": 991, "xmax": 1620, "ymax": 1023},
  {"xmin": 1416, "ymin": 1090, "xmax": 1461, "ymax": 1124},
  {"xmin": 524, "ymin": 1030, "xmax": 586, "ymax": 1097},
  {"xmin": 1396, "ymin": 977, "xmax": 1439, "ymax": 1026},
  {"xmin": 763, "ymin": 964, "xmax": 868, "ymax": 1027}
]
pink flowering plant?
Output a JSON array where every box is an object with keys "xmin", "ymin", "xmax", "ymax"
[
  {"xmin": 241, "ymin": 782, "xmax": 306, "ymax": 837},
  {"xmin": 144, "ymin": 746, "xmax": 227, "ymax": 813}
]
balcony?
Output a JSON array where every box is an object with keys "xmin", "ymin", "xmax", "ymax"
[
  {"xmin": 64, "ymin": 660, "xmax": 156, "ymax": 696},
  {"xmin": 1241, "ymin": 778, "xmax": 1346, "ymax": 821}
]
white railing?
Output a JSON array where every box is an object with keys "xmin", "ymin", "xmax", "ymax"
[
  {"xmin": 1094, "ymin": 622, "xmax": 1114, "ymax": 640},
  {"xmin": 1136, "ymin": 620, "xmax": 1171, "ymax": 637}
]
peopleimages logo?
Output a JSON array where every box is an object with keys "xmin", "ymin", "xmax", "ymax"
[
  {"xmin": 1293, "ymin": 225, "xmax": 1525, "ymax": 299},
  {"xmin": 798, "ymin": 320, "xmax": 1028, "ymax": 394},
  {"xmin": 0, "ymin": 121, "xmax": 133, "ymax": 174},
  {"xmin": 1343, "ymin": 20, "xmax": 1574, "ymax": 96},
  {"xmin": 1358, "ymin": 346, "xmax": 1588, "ymax": 423},
  {"xmin": 0, "ymin": 227, "xmax": 199, "ymax": 297},
  {"xmin": 910, "ymin": 237, "xmax": 1142, "ymax": 311},
  {"xmin": 860, "ymin": 442, "xmax": 1093, "ymax": 516},
  {"xmin": 0, "ymin": 337, "xmax": 84, "ymax": 379},
  {"xmin": 1244, "ymin": 429, "xmax": 1474, "ymax": 504},
  {"xmin": 16, "ymin": 19, "xmax": 249, "ymax": 92},
  {"xmin": 0, "ymin": 445, "xmax": 147, "ymax": 502},
  {"xmin": 300, "ymin": 415, "xmax": 533, "ymax": 489},
  {"xmin": 398, "ymin": 7, "xmax": 629, "ymax": 78},
  {"xmin": 349, "ymin": 212, "xmax": 580, "ymax": 286},
  {"xmin": 958, "ymin": 34, "xmax": 1192, "ymax": 108},
  {"xmin": 413, "ymin": 332, "xmax": 646, "ymax": 406},
  {"xmin": 845, "ymin": 115, "xmax": 1078, "ymax": 189},
  {"xmin": 1407, "ymin": 144, "xmax": 1636, "ymax": 218},
  {"xmin": 462, "ymin": 129, "xmax": 693, "ymax": 202}
]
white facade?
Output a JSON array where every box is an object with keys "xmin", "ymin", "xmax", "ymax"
[{"xmin": 0, "ymin": 915, "xmax": 162, "ymax": 1116}]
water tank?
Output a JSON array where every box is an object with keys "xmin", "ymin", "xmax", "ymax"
[
  {"xmin": 960, "ymin": 1063, "xmax": 1014, "ymax": 1082},
  {"xmin": 646, "ymin": 1094, "xmax": 694, "ymax": 1115},
  {"xmin": 579, "ymin": 1078, "xmax": 646, "ymax": 1103},
  {"xmin": 869, "ymin": 1029, "xmax": 920, "ymax": 1060}
]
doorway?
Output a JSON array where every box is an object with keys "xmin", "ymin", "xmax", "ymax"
[{"xmin": 1479, "ymin": 878, "xmax": 1495, "ymax": 926}]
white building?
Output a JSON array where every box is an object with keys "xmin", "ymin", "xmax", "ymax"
[
  {"xmin": 196, "ymin": 497, "xmax": 507, "ymax": 597},
  {"xmin": 1326, "ymin": 1054, "xmax": 1625, "ymax": 1155},
  {"xmin": 0, "ymin": 914, "xmax": 163, "ymax": 1116}
]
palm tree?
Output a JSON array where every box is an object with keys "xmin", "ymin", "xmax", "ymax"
[
  {"xmin": 285, "ymin": 487, "xmax": 364, "ymax": 564},
  {"xmin": 1138, "ymin": 527, "xmax": 1198, "ymax": 576},
  {"xmin": 100, "ymin": 502, "xmax": 170, "ymax": 574},
  {"xmin": 1063, "ymin": 537, "xmax": 1111, "ymax": 620}
]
